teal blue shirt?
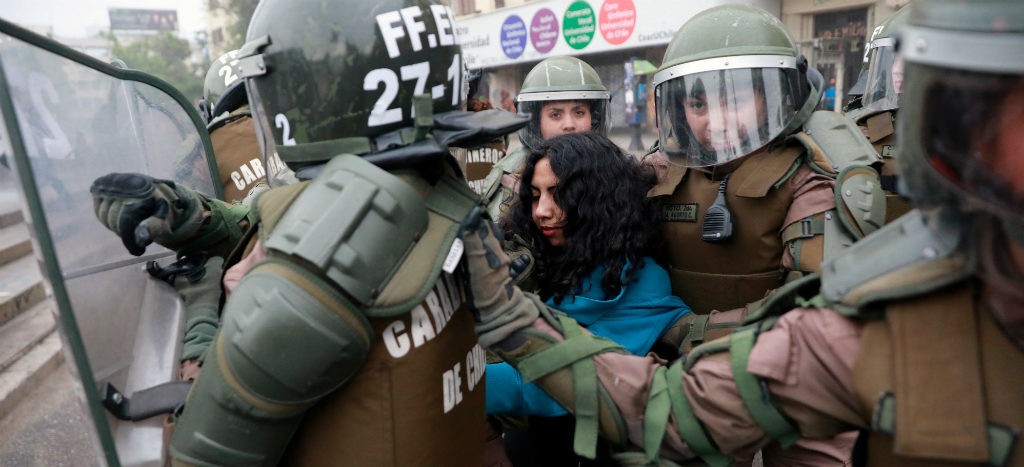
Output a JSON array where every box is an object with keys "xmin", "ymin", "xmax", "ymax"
[{"xmin": 486, "ymin": 257, "xmax": 690, "ymax": 416}]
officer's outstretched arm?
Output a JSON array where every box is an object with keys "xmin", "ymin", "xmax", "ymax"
[
  {"xmin": 91, "ymin": 173, "xmax": 252, "ymax": 258},
  {"xmin": 463, "ymin": 217, "xmax": 865, "ymax": 466},
  {"xmin": 168, "ymin": 253, "xmax": 374, "ymax": 466}
]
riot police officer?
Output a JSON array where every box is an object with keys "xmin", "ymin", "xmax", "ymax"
[
  {"xmin": 197, "ymin": 49, "xmax": 274, "ymax": 204},
  {"xmin": 642, "ymin": 5, "xmax": 881, "ymax": 463},
  {"xmin": 845, "ymin": 5, "xmax": 913, "ymax": 222},
  {"xmin": 461, "ymin": 0, "xmax": 1024, "ymax": 465},
  {"xmin": 480, "ymin": 55, "xmax": 610, "ymax": 220},
  {"xmin": 646, "ymin": 4, "xmax": 884, "ymax": 316},
  {"xmin": 91, "ymin": 0, "xmax": 527, "ymax": 464}
]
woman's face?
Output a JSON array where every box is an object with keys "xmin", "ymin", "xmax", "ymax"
[
  {"xmin": 683, "ymin": 87, "xmax": 766, "ymax": 152},
  {"xmin": 539, "ymin": 100, "xmax": 592, "ymax": 140},
  {"xmin": 530, "ymin": 157, "xmax": 568, "ymax": 247}
]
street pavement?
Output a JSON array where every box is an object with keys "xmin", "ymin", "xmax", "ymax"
[{"xmin": 0, "ymin": 360, "xmax": 99, "ymax": 466}]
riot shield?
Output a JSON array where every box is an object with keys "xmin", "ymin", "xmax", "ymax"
[{"xmin": 0, "ymin": 19, "xmax": 219, "ymax": 466}]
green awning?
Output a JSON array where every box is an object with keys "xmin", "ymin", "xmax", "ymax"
[{"xmin": 632, "ymin": 59, "xmax": 658, "ymax": 75}]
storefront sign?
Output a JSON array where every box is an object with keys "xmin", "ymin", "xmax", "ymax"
[
  {"xmin": 456, "ymin": 0, "xmax": 780, "ymax": 69},
  {"xmin": 530, "ymin": 8, "xmax": 559, "ymax": 53},
  {"xmin": 500, "ymin": 15, "xmax": 528, "ymax": 58}
]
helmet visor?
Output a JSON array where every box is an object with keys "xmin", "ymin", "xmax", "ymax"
[
  {"xmin": 656, "ymin": 67, "xmax": 800, "ymax": 167},
  {"xmin": 922, "ymin": 72, "xmax": 1024, "ymax": 217},
  {"xmin": 246, "ymin": 79, "xmax": 298, "ymax": 186},
  {"xmin": 861, "ymin": 41, "xmax": 903, "ymax": 110}
]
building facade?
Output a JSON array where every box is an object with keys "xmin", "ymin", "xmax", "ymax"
[{"xmin": 453, "ymin": 0, "xmax": 910, "ymax": 125}]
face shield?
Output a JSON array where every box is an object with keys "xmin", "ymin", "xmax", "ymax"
[
  {"xmin": 920, "ymin": 72, "xmax": 1024, "ymax": 221},
  {"xmin": 516, "ymin": 90, "xmax": 610, "ymax": 150},
  {"xmin": 245, "ymin": 78, "xmax": 298, "ymax": 186},
  {"xmin": 861, "ymin": 38, "xmax": 902, "ymax": 111},
  {"xmin": 655, "ymin": 56, "xmax": 801, "ymax": 167}
]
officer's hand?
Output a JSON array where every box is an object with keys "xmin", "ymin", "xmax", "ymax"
[
  {"xmin": 91, "ymin": 173, "xmax": 206, "ymax": 256},
  {"xmin": 460, "ymin": 208, "xmax": 540, "ymax": 347}
]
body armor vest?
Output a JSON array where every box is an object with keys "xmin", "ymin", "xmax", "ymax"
[
  {"xmin": 853, "ymin": 282, "xmax": 1024, "ymax": 466},
  {"xmin": 651, "ymin": 143, "xmax": 804, "ymax": 314},
  {"xmin": 859, "ymin": 110, "xmax": 911, "ymax": 222},
  {"xmin": 258, "ymin": 168, "xmax": 486, "ymax": 466},
  {"xmin": 210, "ymin": 113, "xmax": 264, "ymax": 203},
  {"xmin": 286, "ymin": 273, "xmax": 486, "ymax": 465}
]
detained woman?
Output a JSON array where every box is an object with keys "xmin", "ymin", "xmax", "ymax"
[{"xmin": 487, "ymin": 132, "xmax": 692, "ymax": 465}]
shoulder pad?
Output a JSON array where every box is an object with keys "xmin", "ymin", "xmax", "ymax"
[
  {"xmin": 789, "ymin": 110, "xmax": 883, "ymax": 176},
  {"xmin": 263, "ymin": 154, "xmax": 429, "ymax": 306},
  {"xmin": 819, "ymin": 208, "xmax": 970, "ymax": 314},
  {"xmin": 368, "ymin": 173, "xmax": 478, "ymax": 316},
  {"xmin": 835, "ymin": 165, "xmax": 886, "ymax": 239}
]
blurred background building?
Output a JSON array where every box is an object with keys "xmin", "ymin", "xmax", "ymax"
[{"xmin": 453, "ymin": 0, "xmax": 910, "ymax": 131}]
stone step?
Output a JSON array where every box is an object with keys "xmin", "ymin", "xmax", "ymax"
[
  {"xmin": 0, "ymin": 255, "xmax": 46, "ymax": 329},
  {"xmin": 0, "ymin": 301, "xmax": 56, "ymax": 374},
  {"xmin": 0, "ymin": 223, "xmax": 31, "ymax": 268},
  {"xmin": 0, "ymin": 191, "xmax": 22, "ymax": 230},
  {"xmin": 0, "ymin": 330, "xmax": 62, "ymax": 421}
]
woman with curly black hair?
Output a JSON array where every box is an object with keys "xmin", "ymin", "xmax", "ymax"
[{"xmin": 487, "ymin": 132, "xmax": 692, "ymax": 465}]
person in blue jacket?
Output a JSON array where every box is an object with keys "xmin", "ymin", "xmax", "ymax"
[{"xmin": 488, "ymin": 132, "xmax": 691, "ymax": 465}]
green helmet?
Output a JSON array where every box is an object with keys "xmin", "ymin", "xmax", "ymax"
[
  {"xmin": 199, "ymin": 50, "xmax": 248, "ymax": 125},
  {"xmin": 854, "ymin": 5, "xmax": 911, "ymax": 118},
  {"xmin": 236, "ymin": 0, "xmax": 464, "ymax": 173},
  {"xmin": 653, "ymin": 4, "xmax": 821, "ymax": 168},
  {"xmin": 898, "ymin": 0, "xmax": 1024, "ymax": 246},
  {"xmin": 516, "ymin": 56, "xmax": 610, "ymax": 150}
]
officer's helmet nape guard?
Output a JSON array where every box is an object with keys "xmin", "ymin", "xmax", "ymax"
[
  {"xmin": 653, "ymin": 4, "xmax": 822, "ymax": 169},
  {"xmin": 235, "ymin": 0, "xmax": 466, "ymax": 178},
  {"xmin": 897, "ymin": 0, "xmax": 1024, "ymax": 248},
  {"xmin": 199, "ymin": 49, "xmax": 248, "ymax": 125},
  {"xmin": 515, "ymin": 56, "xmax": 611, "ymax": 151}
]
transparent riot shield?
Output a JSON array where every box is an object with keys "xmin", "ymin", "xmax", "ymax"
[{"xmin": 0, "ymin": 19, "xmax": 220, "ymax": 466}]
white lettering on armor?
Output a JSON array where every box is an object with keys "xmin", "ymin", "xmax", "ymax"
[
  {"xmin": 443, "ymin": 363, "xmax": 464, "ymax": 413},
  {"xmin": 377, "ymin": 6, "xmax": 429, "ymax": 59},
  {"xmin": 230, "ymin": 158, "xmax": 268, "ymax": 191},
  {"xmin": 382, "ymin": 320, "xmax": 410, "ymax": 357},
  {"xmin": 409, "ymin": 305, "xmax": 437, "ymax": 347},
  {"xmin": 377, "ymin": 11, "xmax": 406, "ymax": 59},
  {"xmin": 425, "ymin": 291, "xmax": 450, "ymax": 332},
  {"xmin": 382, "ymin": 272, "xmax": 464, "ymax": 359},
  {"xmin": 399, "ymin": 6, "xmax": 426, "ymax": 53},
  {"xmin": 430, "ymin": 5, "xmax": 456, "ymax": 46},
  {"xmin": 465, "ymin": 344, "xmax": 486, "ymax": 391}
]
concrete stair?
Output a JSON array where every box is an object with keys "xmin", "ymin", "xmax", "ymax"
[{"xmin": 0, "ymin": 190, "xmax": 62, "ymax": 421}]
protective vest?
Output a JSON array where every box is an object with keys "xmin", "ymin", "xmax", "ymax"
[
  {"xmin": 649, "ymin": 143, "xmax": 805, "ymax": 314},
  {"xmin": 257, "ymin": 167, "xmax": 486, "ymax": 466},
  {"xmin": 856, "ymin": 109, "xmax": 912, "ymax": 222},
  {"xmin": 210, "ymin": 112, "xmax": 265, "ymax": 203},
  {"xmin": 853, "ymin": 282, "xmax": 1024, "ymax": 467}
]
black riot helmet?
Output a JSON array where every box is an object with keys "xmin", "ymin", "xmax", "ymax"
[
  {"xmin": 235, "ymin": 0, "xmax": 466, "ymax": 178},
  {"xmin": 199, "ymin": 49, "xmax": 248, "ymax": 126}
]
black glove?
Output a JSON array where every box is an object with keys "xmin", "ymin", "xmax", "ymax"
[{"xmin": 91, "ymin": 173, "xmax": 206, "ymax": 256}]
